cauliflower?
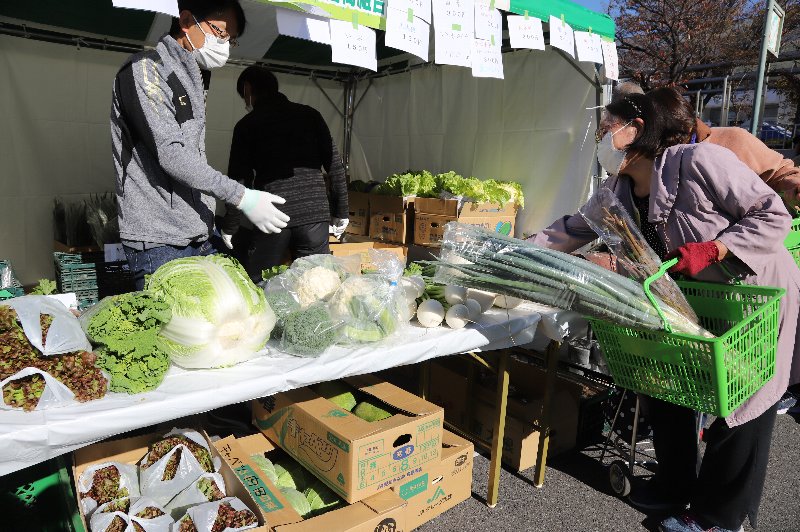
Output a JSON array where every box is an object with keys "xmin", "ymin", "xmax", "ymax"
[{"xmin": 295, "ymin": 267, "xmax": 342, "ymax": 308}]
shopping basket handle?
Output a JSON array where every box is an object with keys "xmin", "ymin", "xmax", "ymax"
[{"xmin": 642, "ymin": 258, "xmax": 679, "ymax": 333}]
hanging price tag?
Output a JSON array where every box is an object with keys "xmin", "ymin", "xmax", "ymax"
[
  {"xmin": 574, "ymin": 31, "xmax": 604, "ymax": 63},
  {"xmin": 385, "ymin": 6, "xmax": 430, "ymax": 60},
  {"xmin": 330, "ymin": 19, "xmax": 377, "ymax": 71},
  {"xmin": 433, "ymin": 0, "xmax": 474, "ymax": 67},
  {"xmin": 507, "ymin": 15, "xmax": 544, "ymax": 50},
  {"xmin": 548, "ymin": 14, "xmax": 574, "ymax": 58},
  {"xmin": 601, "ymin": 40, "xmax": 619, "ymax": 80},
  {"xmin": 474, "ymin": 1, "xmax": 500, "ymax": 41},
  {"xmin": 387, "ymin": 0, "xmax": 431, "ymax": 23},
  {"xmin": 471, "ymin": 37, "xmax": 504, "ymax": 79}
]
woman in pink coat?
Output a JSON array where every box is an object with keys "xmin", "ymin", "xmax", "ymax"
[{"xmin": 532, "ymin": 88, "xmax": 800, "ymax": 532}]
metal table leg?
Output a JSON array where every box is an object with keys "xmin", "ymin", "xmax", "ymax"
[
  {"xmin": 534, "ymin": 340, "xmax": 561, "ymax": 488},
  {"xmin": 487, "ymin": 349, "xmax": 510, "ymax": 508}
]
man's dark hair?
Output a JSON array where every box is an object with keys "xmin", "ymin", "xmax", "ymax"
[
  {"xmin": 169, "ymin": 0, "xmax": 247, "ymax": 38},
  {"xmin": 237, "ymin": 66, "xmax": 279, "ymax": 99},
  {"xmin": 606, "ymin": 87, "xmax": 695, "ymax": 159}
]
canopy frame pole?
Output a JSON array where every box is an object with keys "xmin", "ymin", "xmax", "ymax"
[
  {"xmin": 343, "ymin": 74, "xmax": 357, "ymax": 178},
  {"xmin": 312, "ymin": 75, "xmax": 345, "ymax": 118},
  {"xmin": 752, "ymin": 0, "xmax": 777, "ymax": 135}
]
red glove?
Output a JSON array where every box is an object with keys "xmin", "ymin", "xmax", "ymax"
[{"xmin": 666, "ymin": 242, "xmax": 720, "ymax": 277}]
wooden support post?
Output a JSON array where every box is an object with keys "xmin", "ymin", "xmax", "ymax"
[
  {"xmin": 534, "ymin": 340, "xmax": 561, "ymax": 487},
  {"xmin": 487, "ymin": 350, "xmax": 510, "ymax": 507}
]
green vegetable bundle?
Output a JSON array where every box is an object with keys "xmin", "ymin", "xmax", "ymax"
[
  {"xmin": 432, "ymin": 224, "xmax": 711, "ymax": 336},
  {"xmin": 83, "ymin": 292, "xmax": 172, "ymax": 394},
  {"xmin": 373, "ymin": 171, "xmax": 524, "ymax": 209}
]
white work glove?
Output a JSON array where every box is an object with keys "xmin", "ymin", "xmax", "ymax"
[
  {"xmin": 238, "ymin": 189, "xmax": 290, "ymax": 234},
  {"xmin": 330, "ymin": 217, "xmax": 349, "ymax": 239},
  {"xmin": 221, "ymin": 231, "xmax": 234, "ymax": 250}
]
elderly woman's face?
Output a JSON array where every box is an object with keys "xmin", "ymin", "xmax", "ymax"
[{"xmin": 597, "ymin": 112, "xmax": 639, "ymax": 151}]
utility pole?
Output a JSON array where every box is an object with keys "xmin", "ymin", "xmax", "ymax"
[{"xmin": 752, "ymin": 0, "xmax": 784, "ymax": 135}]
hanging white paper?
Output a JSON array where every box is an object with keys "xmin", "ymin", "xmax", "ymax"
[
  {"xmin": 112, "ymin": 0, "xmax": 178, "ymax": 17},
  {"xmin": 474, "ymin": 4, "xmax": 501, "ymax": 42},
  {"xmin": 433, "ymin": 0, "xmax": 474, "ymax": 67},
  {"xmin": 330, "ymin": 19, "xmax": 377, "ymax": 71},
  {"xmin": 388, "ymin": 0, "xmax": 432, "ymax": 23},
  {"xmin": 433, "ymin": 0, "xmax": 474, "ymax": 29},
  {"xmin": 548, "ymin": 15, "xmax": 574, "ymax": 58},
  {"xmin": 493, "ymin": 0, "xmax": 510, "ymax": 10},
  {"xmin": 601, "ymin": 40, "xmax": 619, "ymax": 80},
  {"xmin": 574, "ymin": 31, "xmax": 603, "ymax": 63},
  {"xmin": 507, "ymin": 15, "xmax": 544, "ymax": 50},
  {"xmin": 277, "ymin": 9, "xmax": 331, "ymax": 45},
  {"xmin": 385, "ymin": 7, "xmax": 430, "ymax": 61},
  {"xmin": 472, "ymin": 37, "xmax": 503, "ymax": 79}
]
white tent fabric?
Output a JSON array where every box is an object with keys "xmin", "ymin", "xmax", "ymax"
[
  {"xmin": 350, "ymin": 49, "xmax": 600, "ymax": 237},
  {"xmin": 0, "ymin": 35, "xmax": 344, "ymax": 284}
]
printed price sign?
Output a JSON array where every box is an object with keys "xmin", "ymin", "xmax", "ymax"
[
  {"xmin": 601, "ymin": 40, "xmax": 619, "ymax": 80},
  {"xmin": 330, "ymin": 19, "xmax": 377, "ymax": 71},
  {"xmin": 472, "ymin": 37, "xmax": 503, "ymax": 79},
  {"xmin": 574, "ymin": 31, "xmax": 603, "ymax": 63},
  {"xmin": 548, "ymin": 15, "xmax": 574, "ymax": 58},
  {"xmin": 507, "ymin": 15, "xmax": 544, "ymax": 50},
  {"xmin": 388, "ymin": 0, "xmax": 431, "ymax": 23},
  {"xmin": 385, "ymin": 6, "xmax": 430, "ymax": 60},
  {"xmin": 474, "ymin": 2, "xmax": 500, "ymax": 41},
  {"xmin": 433, "ymin": 0, "xmax": 474, "ymax": 29},
  {"xmin": 435, "ymin": 28, "xmax": 472, "ymax": 67}
]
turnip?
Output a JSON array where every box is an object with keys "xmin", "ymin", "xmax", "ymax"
[
  {"xmin": 417, "ymin": 299, "xmax": 445, "ymax": 328},
  {"xmin": 445, "ymin": 304, "xmax": 470, "ymax": 329},
  {"xmin": 444, "ymin": 286, "xmax": 467, "ymax": 305},
  {"xmin": 466, "ymin": 289, "xmax": 496, "ymax": 312},
  {"xmin": 464, "ymin": 299, "xmax": 482, "ymax": 321}
]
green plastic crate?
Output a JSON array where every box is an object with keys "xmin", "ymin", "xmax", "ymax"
[
  {"xmin": 788, "ymin": 245, "xmax": 800, "ymax": 269},
  {"xmin": 784, "ymin": 217, "xmax": 800, "ymax": 248},
  {"xmin": 588, "ymin": 260, "xmax": 784, "ymax": 418}
]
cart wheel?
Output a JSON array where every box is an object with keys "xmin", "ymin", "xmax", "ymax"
[{"xmin": 609, "ymin": 460, "xmax": 632, "ymax": 497}]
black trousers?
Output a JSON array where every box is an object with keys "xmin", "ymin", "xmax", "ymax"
[
  {"xmin": 245, "ymin": 221, "xmax": 330, "ymax": 282},
  {"xmin": 648, "ymin": 397, "xmax": 778, "ymax": 529}
]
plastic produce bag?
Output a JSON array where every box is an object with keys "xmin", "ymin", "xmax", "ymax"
[
  {"xmin": 89, "ymin": 497, "xmax": 173, "ymax": 532},
  {"xmin": 433, "ymin": 223, "xmax": 711, "ymax": 337},
  {"xmin": 579, "ymin": 189, "xmax": 699, "ymax": 324},
  {"xmin": 264, "ymin": 255, "xmax": 359, "ymax": 314},
  {"xmin": 164, "ymin": 473, "xmax": 226, "ymax": 520},
  {"xmin": 78, "ymin": 462, "xmax": 141, "ymax": 516},
  {"xmin": 2, "ymin": 295, "xmax": 91, "ymax": 355},
  {"xmin": 139, "ymin": 429, "xmax": 220, "ymax": 507},
  {"xmin": 172, "ymin": 497, "xmax": 258, "ymax": 532},
  {"xmin": 0, "ymin": 367, "xmax": 75, "ymax": 412},
  {"xmin": 279, "ymin": 302, "xmax": 344, "ymax": 357}
]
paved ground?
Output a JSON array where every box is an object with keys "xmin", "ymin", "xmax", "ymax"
[{"xmin": 417, "ymin": 412, "xmax": 800, "ymax": 532}]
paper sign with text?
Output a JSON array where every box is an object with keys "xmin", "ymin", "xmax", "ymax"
[
  {"xmin": 432, "ymin": 0, "xmax": 474, "ymax": 67},
  {"xmin": 385, "ymin": 7, "xmax": 430, "ymax": 60},
  {"xmin": 474, "ymin": 4, "xmax": 501, "ymax": 42},
  {"xmin": 433, "ymin": 0, "xmax": 474, "ymax": 30},
  {"xmin": 330, "ymin": 19, "xmax": 377, "ymax": 71},
  {"xmin": 548, "ymin": 15, "xmax": 574, "ymax": 58},
  {"xmin": 471, "ymin": 37, "xmax": 503, "ymax": 79},
  {"xmin": 601, "ymin": 40, "xmax": 619, "ymax": 80},
  {"xmin": 574, "ymin": 31, "xmax": 603, "ymax": 63},
  {"xmin": 388, "ymin": 0, "xmax": 431, "ymax": 23},
  {"xmin": 507, "ymin": 15, "xmax": 544, "ymax": 50},
  {"xmin": 277, "ymin": 8, "xmax": 332, "ymax": 44}
]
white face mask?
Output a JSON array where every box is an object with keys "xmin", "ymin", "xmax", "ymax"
[
  {"xmin": 185, "ymin": 16, "xmax": 230, "ymax": 69},
  {"xmin": 596, "ymin": 121, "xmax": 632, "ymax": 176}
]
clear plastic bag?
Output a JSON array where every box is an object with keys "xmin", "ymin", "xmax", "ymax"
[
  {"xmin": 0, "ymin": 367, "xmax": 76, "ymax": 412},
  {"xmin": 89, "ymin": 497, "xmax": 173, "ymax": 532},
  {"xmin": 279, "ymin": 302, "xmax": 344, "ymax": 357},
  {"xmin": 164, "ymin": 472, "xmax": 226, "ymax": 520},
  {"xmin": 433, "ymin": 223, "xmax": 711, "ymax": 337},
  {"xmin": 327, "ymin": 275, "xmax": 403, "ymax": 345},
  {"xmin": 2, "ymin": 295, "xmax": 91, "ymax": 355},
  {"xmin": 138, "ymin": 429, "xmax": 221, "ymax": 507},
  {"xmin": 172, "ymin": 497, "xmax": 258, "ymax": 532},
  {"xmin": 78, "ymin": 462, "xmax": 141, "ymax": 516},
  {"xmin": 579, "ymin": 189, "xmax": 700, "ymax": 324}
]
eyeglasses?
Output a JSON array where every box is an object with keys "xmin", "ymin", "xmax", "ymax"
[{"xmin": 202, "ymin": 19, "xmax": 239, "ymax": 47}]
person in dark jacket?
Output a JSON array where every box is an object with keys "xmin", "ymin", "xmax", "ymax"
[{"xmin": 220, "ymin": 66, "xmax": 348, "ymax": 282}]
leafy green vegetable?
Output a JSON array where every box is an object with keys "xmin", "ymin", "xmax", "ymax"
[
  {"xmin": 374, "ymin": 171, "xmax": 438, "ymax": 197},
  {"xmin": 147, "ymin": 255, "xmax": 277, "ymax": 368},
  {"xmin": 313, "ymin": 381, "xmax": 357, "ymax": 412},
  {"xmin": 280, "ymin": 304, "xmax": 339, "ymax": 357},
  {"xmin": 353, "ymin": 400, "xmax": 393, "ymax": 422},
  {"xmin": 30, "ymin": 279, "xmax": 57, "ymax": 295},
  {"xmin": 261, "ymin": 265, "xmax": 289, "ymax": 282},
  {"xmin": 329, "ymin": 277, "xmax": 399, "ymax": 344},
  {"xmin": 86, "ymin": 292, "xmax": 172, "ymax": 394},
  {"xmin": 304, "ymin": 480, "xmax": 342, "ymax": 515},
  {"xmin": 403, "ymin": 262, "xmax": 423, "ymax": 277},
  {"xmin": 280, "ymin": 487, "xmax": 312, "ymax": 518},
  {"xmin": 274, "ymin": 459, "xmax": 311, "ymax": 491},
  {"xmin": 249, "ymin": 453, "xmax": 278, "ymax": 485}
]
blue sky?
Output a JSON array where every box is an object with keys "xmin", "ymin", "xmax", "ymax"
[{"xmin": 571, "ymin": 0, "xmax": 608, "ymax": 13}]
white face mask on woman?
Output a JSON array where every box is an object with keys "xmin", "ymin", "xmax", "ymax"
[
  {"xmin": 596, "ymin": 121, "xmax": 632, "ymax": 176},
  {"xmin": 185, "ymin": 16, "xmax": 230, "ymax": 70}
]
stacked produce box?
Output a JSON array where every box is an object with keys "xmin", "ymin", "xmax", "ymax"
[{"xmin": 54, "ymin": 252, "xmax": 99, "ymax": 309}]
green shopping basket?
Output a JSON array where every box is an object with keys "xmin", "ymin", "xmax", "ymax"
[
  {"xmin": 784, "ymin": 217, "xmax": 800, "ymax": 248},
  {"xmin": 588, "ymin": 258, "xmax": 785, "ymax": 418}
]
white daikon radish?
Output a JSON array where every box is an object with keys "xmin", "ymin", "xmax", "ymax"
[
  {"xmin": 445, "ymin": 304, "xmax": 470, "ymax": 329},
  {"xmin": 494, "ymin": 295, "xmax": 523, "ymax": 309},
  {"xmin": 399, "ymin": 277, "xmax": 425, "ymax": 300},
  {"xmin": 466, "ymin": 289, "xmax": 496, "ymax": 312},
  {"xmin": 464, "ymin": 299, "xmax": 482, "ymax": 321},
  {"xmin": 444, "ymin": 286, "xmax": 467, "ymax": 305},
  {"xmin": 417, "ymin": 299, "xmax": 445, "ymax": 328}
]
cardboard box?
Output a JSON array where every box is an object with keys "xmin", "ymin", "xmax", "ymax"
[
  {"xmin": 346, "ymin": 192, "xmax": 370, "ymax": 236},
  {"xmin": 369, "ymin": 195, "xmax": 414, "ymax": 244},
  {"xmin": 216, "ymin": 434, "xmax": 408, "ymax": 532},
  {"xmin": 394, "ymin": 430, "xmax": 473, "ymax": 530},
  {"xmin": 330, "ymin": 240, "xmax": 408, "ymax": 271},
  {"xmin": 252, "ymin": 375, "xmax": 444, "ymax": 504},
  {"xmin": 413, "ymin": 198, "xmax": 517, "ymax": 247},
  {"xmin": 72, "ymin": 432, "xmax": 268, "ymax": 531},
  {"xmin": 425, "ymin": 356, "xmax": 581, "ymax": 471}
]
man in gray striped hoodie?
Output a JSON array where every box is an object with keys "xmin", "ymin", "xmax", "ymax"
[{"xmin": 111, "ymin": 0, "xmax": 289, "ymax": 289}]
